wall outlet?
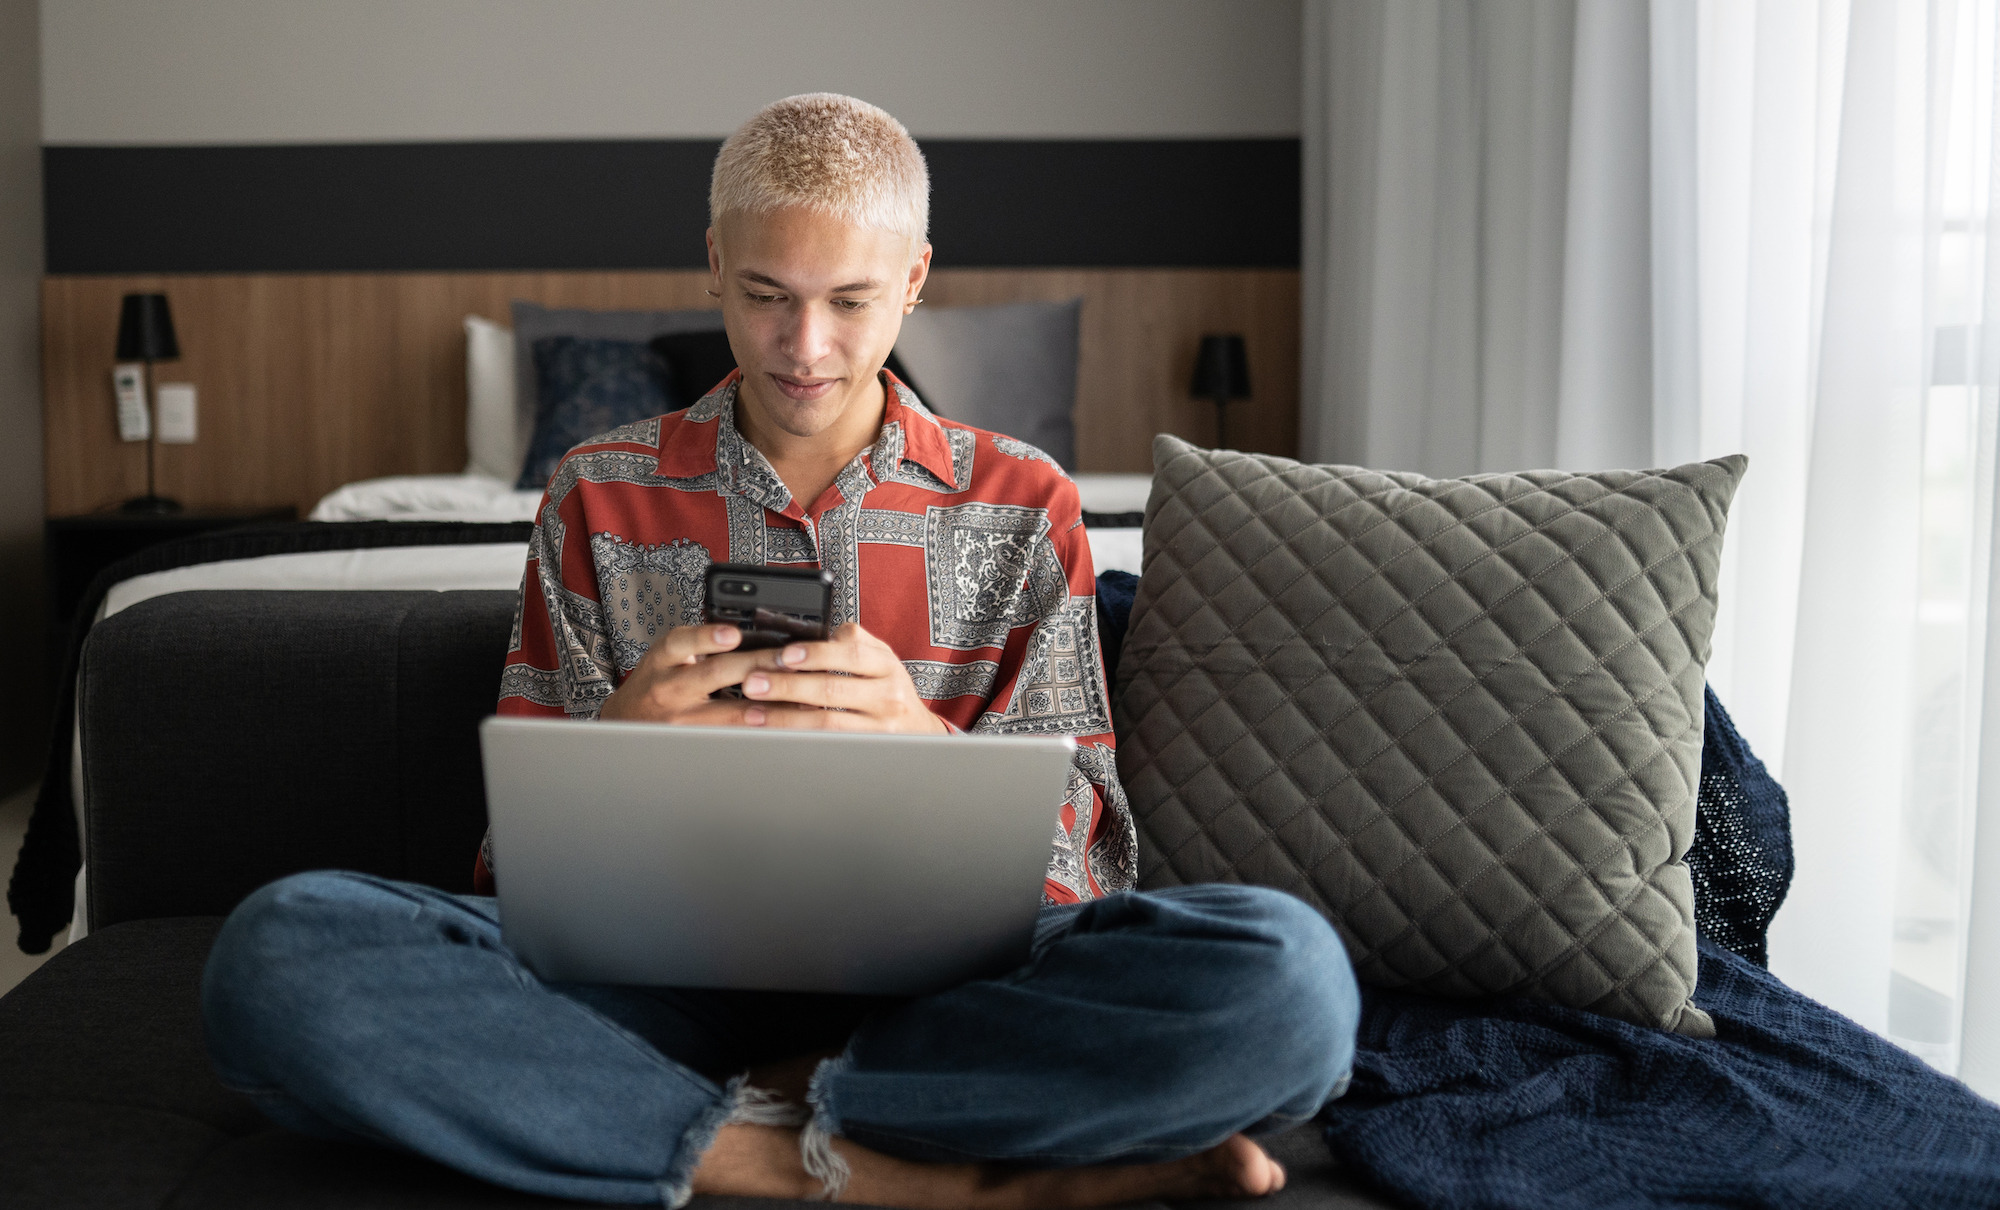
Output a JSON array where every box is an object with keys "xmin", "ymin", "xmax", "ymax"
[
  {"xmin": 112, "ymin": 364, "xmax": 149, "ymax": 441},
  {"xmin": 155, "ymin": 383, "xmax": 198, "ymax": 443}
]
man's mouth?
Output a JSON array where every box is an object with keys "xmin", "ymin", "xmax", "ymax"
[{"xmin": 770, "ymin": 374, "xmax": 838, "ymax": 402}]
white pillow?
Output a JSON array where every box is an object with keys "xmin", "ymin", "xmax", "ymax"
[
  {"xmin": 1073, "ymin": 473, "xmax": 1153, "ymax": 515},
  {"xmin": 309, "ymin": 474, "xmax": 542, "ymax": 522},
  {"xmin": 465, "ymin": 316, "xmax": 525, "ymax": 480}
]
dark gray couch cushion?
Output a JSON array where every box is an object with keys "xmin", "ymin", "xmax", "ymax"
[
  {"xmin": 80, "ymin": 591, "xmax": 517, "ymax": 929},
  {"xmin": 1117, "ymin": 437, "xmax": 1745, "ymax": 1037}
]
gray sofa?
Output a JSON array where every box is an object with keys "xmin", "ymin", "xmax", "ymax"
[{"xmin": 0, "ymin": 589, "xmax": 1394, "ymax": 1210}]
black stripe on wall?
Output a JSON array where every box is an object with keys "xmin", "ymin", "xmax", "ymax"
[{"xmin": 44, "ymin": 139, "xmax": 1299, "ymax": 274}]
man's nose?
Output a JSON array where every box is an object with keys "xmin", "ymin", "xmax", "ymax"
[{"xmin": 780, "ymin": 305, "xmax": 834, "ymax": 368}]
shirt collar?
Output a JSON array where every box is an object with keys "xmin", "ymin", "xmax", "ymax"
[
  {"xmin": 880, "ymin": 370, "xmax": 960, "ymax": 489},
  {"xmin": 653, "ymin": 368, "xmax": 960, "ymax": 494}
]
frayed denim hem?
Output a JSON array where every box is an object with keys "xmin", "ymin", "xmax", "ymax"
[
  {"xmin": 661, "ymin": 1075, "xmax": 804, "ymax": 1208},
  {"xmin": 802, "ymin": 1045, "xmax": 857, "ymax": 1201}
]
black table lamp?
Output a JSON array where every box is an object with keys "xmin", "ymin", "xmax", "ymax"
[
  {"xmin": 115, "ymin": 293, "xmax": 181, "ymax": 513},
  {"xmin": 1191, "ymin": 334, "xmax": 1251, "ymax": 450}
]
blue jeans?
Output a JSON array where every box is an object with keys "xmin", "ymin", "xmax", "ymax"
[{"xmin": 202, "ymin": 871, "xmax": 1358, "ymax": 1207}]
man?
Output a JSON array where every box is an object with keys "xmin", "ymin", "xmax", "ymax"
[{"xmin": 203, "ymin": 94, "xmax": 1359, "ymax": 1208}]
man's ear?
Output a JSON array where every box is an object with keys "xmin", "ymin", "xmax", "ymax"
[
  {"xmin": 706, "ymin": 227, "xmax": 723, "ymax": 285},
  {"xmin": 905, "ymin": 242, "xmax": 933, "ymax": 309}
]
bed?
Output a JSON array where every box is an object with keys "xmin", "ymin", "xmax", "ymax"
[{"xmin": 16, "ymin": 300, "xmax": 1156, "ymax": 951}]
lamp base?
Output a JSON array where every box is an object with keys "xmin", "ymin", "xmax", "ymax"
[{"xmin": 120, "ymin": 494, "xmax": 183, "ymax": 514}]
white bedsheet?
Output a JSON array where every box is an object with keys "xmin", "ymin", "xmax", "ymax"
[{"xmin": 100, "ymin": 545, "xmax": 533, "ymax": 618}]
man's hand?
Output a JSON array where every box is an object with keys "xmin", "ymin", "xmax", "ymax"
[
  {"xmin": 598, "ymin": 623, "xmax": 773, "ymax": 725},
  {"xmin": 737, "ymin": 623, "xmax": 948, "ymax": 734},
  {"xmin": 599, "ymin": 621, "xmax": 946, "ymax": 735}
]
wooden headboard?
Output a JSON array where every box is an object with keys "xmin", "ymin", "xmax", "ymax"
[{"xmin": 41, "ymin": 269, "xmax": 1299, "ymax": 518}]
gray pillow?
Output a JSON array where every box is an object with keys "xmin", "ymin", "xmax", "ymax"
[
  {"xmin": 1115, "ymin": 435, "xmax": 1746, "ymax": 1037},
  {"xmin": 508, "ymin": 302, "xmax": 723, "ymax": 470},
  {"xmin": 892, "ymin": 298, "xmax": 1081, "ymax": 469}
]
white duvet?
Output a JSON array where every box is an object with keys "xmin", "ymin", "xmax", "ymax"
[{"xmin": 305, "ymin": 472, "xmax": 1149, "ymax": 574}]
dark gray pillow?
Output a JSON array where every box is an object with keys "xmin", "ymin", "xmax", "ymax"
[
  {"xmin": 509, "ymin": 301, "xmax": 723, "ymax": 442},
  {"xmin": 892, "ymin": 298, "xmax": 1081, "ymax": 469},
  {"xmin": 517, "ymin": 338, "xmax": 675, "ymax": 490},
  {"xmin": 1115, "ymin": 435, "xmax": 1746, "ymax": 1037}
]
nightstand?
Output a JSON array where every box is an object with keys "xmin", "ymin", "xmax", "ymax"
[{"xmin": 45, "ymin": 507, "xmax": 298, "ymax": 635}]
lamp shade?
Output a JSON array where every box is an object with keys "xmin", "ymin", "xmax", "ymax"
[
  {"xmin": 1191, "ymin": 334, "xmax": 1249, "ymax": 400},
  {"xmin": 115, "ymin": 293, "xmax": 179, "ymax": 361}
]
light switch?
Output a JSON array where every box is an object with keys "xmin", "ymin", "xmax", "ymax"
[
  {"xmin": 112, "ymin": 364, "xmax": 149, "ymax": 441},
  {"xmin": 156, "ymin": 383, "xmax": 198, "ymax": 443}
]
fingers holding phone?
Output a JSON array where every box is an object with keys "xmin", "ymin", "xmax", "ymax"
[
  {"xmin": 600, "ymin": 564, "xmax": 835, "ymax": 726},
  {"xmin": 597, "ymin": 622, "xmax": 768, "ymax": 723},
  {"xmin": 739, "ymin": 623, "xmax": 948, "ymax": 735},
  {"xmin": 600, "ymin": 565, "xmax": 945, "ymax": 735}
]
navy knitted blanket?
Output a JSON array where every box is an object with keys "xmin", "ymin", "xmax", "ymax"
[{"xmin": 1321, "ymin": 937, "xmax": 2000, "ymax": 1208}]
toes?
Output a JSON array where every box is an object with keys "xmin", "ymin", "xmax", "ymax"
[{"xmin": 1245, "ymin": 1138, "xmax": 1283, "ymax": 1197}]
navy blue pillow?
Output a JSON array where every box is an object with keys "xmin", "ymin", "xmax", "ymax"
[{"xmin": 517, "ymin": 337, "xmax": 677, "ymax": 489}]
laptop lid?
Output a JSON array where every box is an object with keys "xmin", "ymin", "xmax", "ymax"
[{"xmin": 479, "ymin": 717, "xmax": 1077, "ymax": 995}]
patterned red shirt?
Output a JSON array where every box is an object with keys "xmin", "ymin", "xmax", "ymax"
[{"xmin": 485, "ymin": 372, "xmax": 1136, "ymax": 905}]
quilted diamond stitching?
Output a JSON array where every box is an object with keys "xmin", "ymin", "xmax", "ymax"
[{"xmin": 1116, "ymin": 438, "xmax": 1744, "ymax": 1037}]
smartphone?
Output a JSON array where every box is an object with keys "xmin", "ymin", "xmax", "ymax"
[{"xmin": 703, "ymin": 563, "xmax": 835, "ymax": 651}]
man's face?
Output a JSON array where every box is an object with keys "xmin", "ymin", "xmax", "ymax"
[{"xmin": 707, "ymin": 207, "xmax": 931, "ymax": 444}]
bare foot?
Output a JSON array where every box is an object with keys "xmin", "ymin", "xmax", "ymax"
[
  {"xmin": 691, "ymin": 1122, "xmax": 1286, "ymax": 1207},
  {"xmin": 1003, "ymin": 1134, "xmax": 1287, "ymax": 1207}
]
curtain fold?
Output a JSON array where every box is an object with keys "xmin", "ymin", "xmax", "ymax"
[{"xmin": 1303, "ymin": 0, "xmax": 2000, "ymax": 1093}]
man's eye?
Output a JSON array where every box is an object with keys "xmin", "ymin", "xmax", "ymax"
[
  {"xmin": 835, "ymin": 299, "xmax": 870, "ymax": 313},
  {"xmin": 745, "ymin": 293, "xmax": 783, "ymax": 305}
]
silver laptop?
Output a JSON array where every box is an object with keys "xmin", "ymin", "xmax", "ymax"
[{"xmin": 479, "ymin": 717, "xmax": 1077, "ymax": 995}]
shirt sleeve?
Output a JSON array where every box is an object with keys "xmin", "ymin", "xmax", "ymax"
[
  {"xmin": 497, "ymin": 484, "xmax": 616, "ymax": 721},
  {"xmin": 968, "ymin": 476, "xmax": 1138, "ymax": 904},
  {"xmin": 480, "ymin": 479, "xmax": 617, "ymax": 891}
]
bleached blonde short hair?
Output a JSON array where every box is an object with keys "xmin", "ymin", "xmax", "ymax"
[{"xmin": 710, "ymin": 93, "xmax": 929, "ymax": 246}]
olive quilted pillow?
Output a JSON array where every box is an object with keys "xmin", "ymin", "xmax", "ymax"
[{"xmin": 1115, "ymin": 435, "xmax": 1746, "ymax": 1037}]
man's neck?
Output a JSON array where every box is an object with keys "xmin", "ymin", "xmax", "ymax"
[{"xmin": 733, "ymin": 372, "xmax": 888, "ymax": 514}]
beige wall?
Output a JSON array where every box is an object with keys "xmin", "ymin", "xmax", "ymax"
[
  {"xmin": 43, "ymin": 0, "xmax": 1303, "ymax": 143},
  {"xmin": 2, "ymin": 0, "xmax": 42, "ymax": 789}
]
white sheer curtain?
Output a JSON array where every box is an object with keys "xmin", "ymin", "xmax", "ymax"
[{"xmin": 1303, "ymin": 0, "xmax": 2000, "ymax": 1094}]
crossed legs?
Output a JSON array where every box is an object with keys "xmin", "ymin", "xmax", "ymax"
[{"xmin": 202, "ymin": 872, "xmax": 1359, "ymax": 1206}]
